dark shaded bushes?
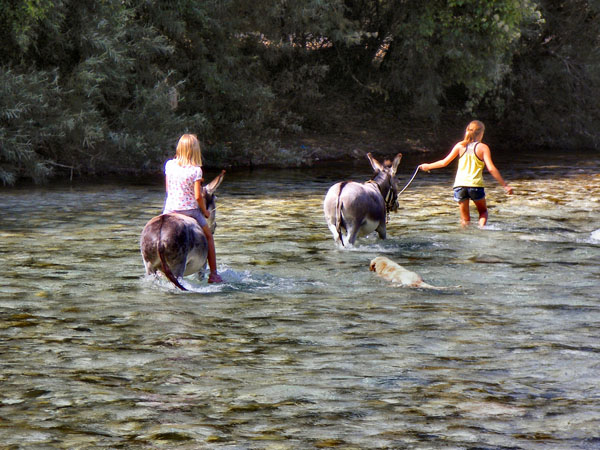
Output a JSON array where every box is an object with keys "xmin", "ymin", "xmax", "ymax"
[{"xmin": 1, "ymin": 0, "xmax": 598, "ymax": 185}]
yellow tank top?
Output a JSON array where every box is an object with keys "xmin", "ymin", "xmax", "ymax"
[{"xmin": 454, "ymin": 142, "xmax": 485, "ymax": 187}]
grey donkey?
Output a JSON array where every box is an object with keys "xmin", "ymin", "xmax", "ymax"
[
  {"xmin": 323, "ymin": 153, "xmax": 402, "ymax": 246},
  {"xmin": 140, "ymin": 170, "xmax": 225, "ymax": 290}
]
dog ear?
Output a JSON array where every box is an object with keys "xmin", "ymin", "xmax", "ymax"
[{"xmin": 369, "ymin": 262, "xmax": 376, "ymax": 271}]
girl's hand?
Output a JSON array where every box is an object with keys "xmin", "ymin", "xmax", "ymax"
[
  {"xmin": 419, "ymin": 164, "xmax": 430, "ymax": 172},
  {"xmin": 203, "ymin": 209, "xmax": 210, "ymax": 218},
  {"xmin": 504, "ymin": 185, "xmax": 514, "ymax": 195}
]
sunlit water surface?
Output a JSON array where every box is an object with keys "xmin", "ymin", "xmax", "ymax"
[{"xmin": 1, "ymin": 151, "xmax": 599, "ymax": 449}]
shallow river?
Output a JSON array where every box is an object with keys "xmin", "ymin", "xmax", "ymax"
[{"xmin": 1, "ymin": 150, "xmax": 599, "ymax": 449}]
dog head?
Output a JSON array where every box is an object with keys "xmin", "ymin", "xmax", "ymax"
[{"xmin": 369, "ymin": 256, "xmax": 387, "ymax": 273}]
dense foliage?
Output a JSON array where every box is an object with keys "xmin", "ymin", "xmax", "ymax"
[
  {"xmin": 1, "ymin": 0, "xmax": 598, "ymax": 184},
  {"xmin": 500, "ymin": 0, "xmax": 600, "ymax": 148}
]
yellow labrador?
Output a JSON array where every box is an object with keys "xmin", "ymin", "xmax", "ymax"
[{"xmin": 369, "ymin": 256, "xmax": 444, "ymax": 289}]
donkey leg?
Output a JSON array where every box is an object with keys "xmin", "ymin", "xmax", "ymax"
[
  {"xmin": 327, "ymin": 222, "xmax": 344, "ymax": 245},
  {"xmin": 143, "ymin": 258, "xmax": 156, "ymax": 276},
  {"xmin": 376, "ymin": 222, "xmax": 387, "ymax": 240},
  {"xmin": 324, "ymin": 204, "xmax": 344, "ymax": 245},
  {"xmin": 172, "ymin": 262, "xmax": 187, "ymax": 282},
  {"xmin": 197, "ymin": 262, "xmax": 208, "ymax": 280},
  {"xmin": 346, "ymin": 221, "xmax": 362, "ymax": 246}
]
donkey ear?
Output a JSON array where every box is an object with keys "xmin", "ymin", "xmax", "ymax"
[
  {"xmin": 390, "ymin": 153, "xmax": 402, "ymax": 177},
  {"xmin": 367, "ymin": 153, "xmax": 384, "ymax": 172},
  {"xmin": 205, "ymin": 169, "xmax": 226, "ymax": 195}
]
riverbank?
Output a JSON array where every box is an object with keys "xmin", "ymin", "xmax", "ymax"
[
  {"xmin": 7, "ymin": 109, "xmax": 570, "ymax": 187},
  {"xmin": 254, "ymin": 108, "xmax": 467, "ymax": 170}
]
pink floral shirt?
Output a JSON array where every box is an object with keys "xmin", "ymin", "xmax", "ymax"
[{"xmin": 163, "ymin": 159, "xmax": 203, "ymax": 213}]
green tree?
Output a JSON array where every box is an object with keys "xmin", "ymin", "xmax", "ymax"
[
  {"xmin": 1, "ymin": 0, "xmax": 190, "ymax": 183},
  {"xmin": 1, "ymin": 0, "xmax": 598, "ymax": 185},
  {"xmin": 237, "ymin": 0, "xmax": 541, "ymax": 122},
  {"xmin": 329, "ymin": 0, "xmax": 541, "ymax": 119},
  {"xmin": 0, "ymin": 0, "xmax": 63, "ymax": 184},
  {"xmin": 112, "ymin": 0, "xmax": 319, "ymax": 168},
  {"xmin": 500, "ymin": 0, "xmax": 600, "ymax": 149}
]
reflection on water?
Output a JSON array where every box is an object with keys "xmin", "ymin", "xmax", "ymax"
[{"xmin": 1, "ymin": 150, "xmax": 599, "ymax": 448}]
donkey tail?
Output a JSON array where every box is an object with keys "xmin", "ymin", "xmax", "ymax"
[
  {"xmin": 157, "ymin": 216, "xmax": 187, "ymax": 291},
  {"xmin": 335, "ymin": 182, "xmax": 348, "ymax": 246}
]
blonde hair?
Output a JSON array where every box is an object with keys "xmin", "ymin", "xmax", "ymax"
[
  {"xmin": 461, "ymin": 120, "xmax": 485, "ymax": 146},
  {"xmin": 175, "ymin": 134, "xmax": 202, "ymax": 166}
]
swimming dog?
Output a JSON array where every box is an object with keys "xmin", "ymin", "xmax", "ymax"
[{"xmin": 369, "ymin": 256, "xmax": 442, "ymax": 289}]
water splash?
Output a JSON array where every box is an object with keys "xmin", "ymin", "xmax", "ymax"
[{"xmin": 141, "ymin": 265, "xmax": 321, "ymax": 294}]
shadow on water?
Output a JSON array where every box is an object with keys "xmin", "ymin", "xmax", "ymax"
[{"xmin": 0, "ymin": 149, "xmax": 599, "ymax": 448}]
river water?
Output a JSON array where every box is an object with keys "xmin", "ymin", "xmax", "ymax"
[{"xmin": 1, "ymin": 150, "xmax": 599, "ymax": 449}]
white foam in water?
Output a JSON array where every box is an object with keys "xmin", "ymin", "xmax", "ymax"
[
  {"xmin": 171, "ymin": 265, "xmax": 245, "ymax": 293},
  {"xmin": 141, "ymin": 272, "xmax": 221, "ymax": 293},
  {"xmin": 220, "ymin": 266, "xmax": 277, "ymax": 288},
  {"xmin": 480, "ymin": 223, "xmax": 503, "ymax": 231},
  {"xmin": 346, "ymin": 243, "xmax": 397, "ymax": 253},
  {"xmin": 591, "ymin": 229, "xmax": 600, "ymax": 242},
  {"xmin": 336, "ymin": 234, "xmax": 401, "ymax": 253},
  {"xmin": 181, "ymin": 280, "xmax": 223, "ymax": 293},
  {"xmin": 143, "ymin": 265, "xmax": 308, "ymax": 294}
]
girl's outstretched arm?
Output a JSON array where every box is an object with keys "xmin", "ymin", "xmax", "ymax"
[{"xmin": 419, "ymin": 144, "xmax": 461, "ymax": 172}]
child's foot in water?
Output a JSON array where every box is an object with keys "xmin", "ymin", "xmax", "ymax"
[{"xmin": 208, "ymin": 272, "xmax": 223, "ymax": 283}]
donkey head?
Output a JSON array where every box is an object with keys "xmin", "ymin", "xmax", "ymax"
[
  {"xmin": 202, "ymin": 170, "xmax": 226, "ymax": 233},
  {"xmin": 367, "ymin": 153, "xmax": 402, "ymax": 212}
]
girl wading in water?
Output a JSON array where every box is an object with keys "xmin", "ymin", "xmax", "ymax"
[
  {"xmin": 419, "ymin": 120, "xmax": 513, "ymax": 227},
  {"xmin": 163, "ymin": 134, "xmax": 223, "ymax": 283}
]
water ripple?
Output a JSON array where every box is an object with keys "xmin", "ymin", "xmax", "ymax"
[{"xmin": 0, "ymin": 156, "xmax": 599, "ymax": 448}]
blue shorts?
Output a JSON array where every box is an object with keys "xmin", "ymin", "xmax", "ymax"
[
  {"xmin": 453, "ymin": 187, "xmax": 485, "ymax": 202},
  {"xmin": 172, "ymin": 208, "xmax": 208, "ymax": 228}
]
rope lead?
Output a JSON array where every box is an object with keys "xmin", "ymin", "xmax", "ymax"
[{"xmin": 398, "ymin": 166, "xmax": 420, "ymax": 196}]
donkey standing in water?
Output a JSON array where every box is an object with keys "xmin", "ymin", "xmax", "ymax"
[
  {"xmin": 324, "ymin": 153, "xmax": 402, "ymax": 246},
  {"xmin": 140, "ymin": 170, "xmax": 225, "ymax": 290}
]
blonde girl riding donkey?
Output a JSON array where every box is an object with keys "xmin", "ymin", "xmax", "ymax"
[
  {"xmin": 419, "ymin": 120, "xmax": 513, "ymax": 227},
  {"xmin": 164, "ymin": 134, "xmax": 223, "ymax": 283}
]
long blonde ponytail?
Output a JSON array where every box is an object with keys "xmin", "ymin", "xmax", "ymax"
[{"xmin": 461, "ymin": 120, "xmax": 485, "ymax": 146}]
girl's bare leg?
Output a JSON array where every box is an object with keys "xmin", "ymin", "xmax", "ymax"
[
  {"xmin": 458, "ymin": 200, "xmax": 471, "ymax": 227},
  {"xmin": 201, "ymin": 224, "xmax": 222, "ymax": 282},
  {"xmin": 474, "ymin": 198, "xmax": 488, "ymax": 227}
]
